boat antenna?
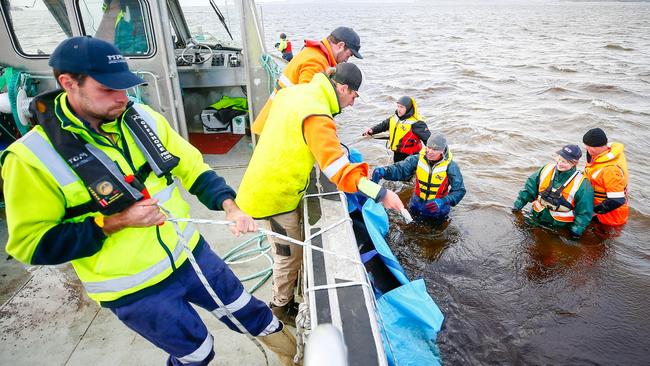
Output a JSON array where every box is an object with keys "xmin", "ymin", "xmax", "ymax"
[{"xmin": 209, "ymin": 0, "xmax": 234, "ymax": 41}]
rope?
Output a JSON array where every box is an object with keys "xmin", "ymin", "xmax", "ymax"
[
  {"xmin": 221, "ymin": 233, "xmax": 273, "ymax": 294},
  {"xmin": 167, "ymin": 217, "xmax": 361, "ymax": 265},
  {"xmin": 158, "ymin": 206, "xmax": 270, "ymax": 365},
  {"xmin": 260, "ymin": 54, "xmax": 282, "ymax": 94}
]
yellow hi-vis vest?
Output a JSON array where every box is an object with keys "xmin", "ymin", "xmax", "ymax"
[
  {"xmin": 3, "ymin": 95, "xmax": 199, "ymax": 303},
  {"xmin": 415, "ymin": 148, "xmax": 453, "ymax": 201},
  {"xmin": 388, "ymin": 115, "xmax": 422, "ymax": 154},
  {"xmin": 237, "ymin": 73, "xmax": 340, "ymax": 218},
  {"xmin": 533, "ymin": 163, "xmax": 585, "ymax": 223}
]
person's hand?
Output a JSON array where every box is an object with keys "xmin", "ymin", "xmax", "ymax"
[
  {"xmin": 103, "ymin": 198, "xmax": 165, "ymax": 234},
  {"xmin": 381, "ymin": 189, "xmax": 404, "ymax": 211},
  {"xmin": 223, "ymin": 199, "xmax": 257, "ymax": 236},
  {"xmin": 371, "ymin": 167, "xmax": 385, "ymax": 183},
  {"xmin": 425, "ymin": 198, "xmax": 447, "ymax": 212},
  {"xmin": 274, "ymin": 42, "xmax": 280, "ymax": 48},
  {"xmin": 512, "ymin": 199, "xmax": 525, "ymax": 212},
  {"xmin": 362, "ymin": 128, "xmax": 373, "ymax": 137}
]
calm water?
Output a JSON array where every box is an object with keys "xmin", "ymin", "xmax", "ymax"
[{"xmin": 257, "ymin": 2, "xmax": 650, "ymax": 365}]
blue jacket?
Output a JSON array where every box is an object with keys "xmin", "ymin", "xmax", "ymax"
[{"xmin": 380, "ymin": 153, "xmax": 466, "ymax": 219}]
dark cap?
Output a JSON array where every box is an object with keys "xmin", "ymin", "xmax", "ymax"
[
  {"xmin": 331, "ymin": 26, "xmax": 363, "ymax": 59},
  {"xmin": 556, "ymin": 144, "xmax": 582, "ymax": 163},
  {"xmin": 582, "ymin": 128, "xmax": 608, "ymax": 147},
  {"xmin": 49, "ymin": 36, "xmax": 145, "ymax": 90},
  {"xmin": 397, "ymin": 96, "xmax": 413, "ymax": 110},
  {"xmin": 427, "ymin": 133, "xmax": 447, "ymax": 151},
  {"xmin": 331, "ymin": 63, "xmax": 362, "ymax": 92},
  {"xmin": 280, "ymin": 33, "xmax": 286, "ymax": 39}
]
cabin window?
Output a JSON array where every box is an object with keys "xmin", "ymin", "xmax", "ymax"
[
  {"xmin": 2, "ymin": 0, "xmax": 72, "ymax": 56},
  {"xmin": 77, "ymin": 0, "xmax": 153, "ymax": 56}
]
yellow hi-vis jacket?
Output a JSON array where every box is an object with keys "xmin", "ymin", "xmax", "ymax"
[
  {"xmin": 237, "ymin": 73, "xmax": 351, "ymax": 218},
  {"xmin": 1, "ymin": 93, "xmax": 209, "ymax": 303},
  {"xmin": 533, "ymin": 163, "xmax": 585, "ymax": 223}
]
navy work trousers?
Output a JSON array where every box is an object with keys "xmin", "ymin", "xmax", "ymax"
[{"xmin": 109, "ymin": 239, "xmax": 279, "ymax": 365}]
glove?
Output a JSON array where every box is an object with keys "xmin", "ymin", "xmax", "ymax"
[
  {"xmin": 274, "ymin": 42, "xmax": 280, "ymax": 48},
  {"xmin": 362, "ymin": 128, "xmax": 373, "ymax": 137},
  {"xmin": 371, "ymin": 168, "xmax": 385, "ymax": 183},
  {"xmin": 594, "ymin": 204, "xmax": 607, "ymax": 214},
  {"xmin": 425, "ymin": 198, "xmax": 447, "ymax": 212},
  {"xmin": 512, "ymin": 199, "xmax": 525, "ymax": 212}
]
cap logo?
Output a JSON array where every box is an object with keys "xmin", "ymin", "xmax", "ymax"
[{"xmin": 106, "ymin": 54, "xmax": 126, "ymax": 64}]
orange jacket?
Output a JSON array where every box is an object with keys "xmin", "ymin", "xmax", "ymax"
[
  {"xmin": 303, "ymin": 114, "xmax": 367, "ymax": 192},
  {"xmin": 584, "ymin": 142, "xmax": 629, "ymax": 226},
  {"xmin": 251, "ymin": 38, "xmax": 337, "ymax": 135}
]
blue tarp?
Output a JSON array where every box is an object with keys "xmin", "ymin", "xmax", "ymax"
[{"xmin": 361, "ymin": 199, "xmax": 445, "ymax": 366}]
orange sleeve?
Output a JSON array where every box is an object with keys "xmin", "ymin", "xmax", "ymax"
[
  {"xmin": 303, "ymin": 115, "xmax": 368, "ymax": 193},
  {"xmin": 297, "ymin": 58, "xmax": 328, "ymax": 85},
  {"xmin": 601, "ymin": 165, "xmax": 627, "ymax": 195}
]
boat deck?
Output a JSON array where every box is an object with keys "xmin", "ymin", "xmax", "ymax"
[{"xmin": 0, "ymin": 137, "xmax": 284, "ymax": 365}]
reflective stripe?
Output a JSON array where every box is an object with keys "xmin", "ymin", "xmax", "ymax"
[
  {"xmin": 153, "ymin": 182, "xmax": 177, "ymax": 204},
  {"xmin": 321, "ymin": 155, "xmax": 349, "ymax": 179},
  {"xmin": 131, "ymin": 104, "xmax": 158, "ymax": 135},
  {"xmin": 258, "ymin": 316, "xmax": 281, "ymax": 336},
  {"xmin": 431, "ymin": 165, "xmax": 448, "ymax": 175},
  {"xmin": 539, "ymin": 164, "xmax": 555, "ymax": 185},
  {"xmin": 607, "ymin": 191, "xmax": 625, "ymax": 198},
  {"xmin": 591, "ymin": 168, "xmax": 603, "ymax": 180},
  {"xmin": 21, "ymin": 131, "xmax": 78, "ymax": 186},
  {"xmin": 177, "ymin": 334, "xmax": 214, "ymax": 363},
  {"xmin": 211, "ymin": 290, "xmax": 252, "ymax": 318},
  {"xmin": 550, "ymin": 210, "xmax": 574, "ymax": 218},
  {"xmin": 269, "ymin": 89, "xmax": 277, "ymax": 100},
  {"xmin": 565, "ymin": 172, "xmax": 583, "ymax": 203},
  {"xmin": 278, "ymin": 74, "xmax": 294, "ymax": 88},
  {"xmin": 606, "ymin": 152, "xmax": 615, "ymax": 160},
  {"xmin": 82, "ymin": 222, "xmax": 196, "ymax": 294},
  {"xmin": 417, "ymin": 159, "xmax": 430, "ymax": 174}
]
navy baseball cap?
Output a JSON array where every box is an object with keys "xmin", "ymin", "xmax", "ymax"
[
  {"xmin": 331, "ymin": 27, "xmax": 363, "ymax": 59},
  {"xmin": 49, "ymin": 36, "xmax": 145, "ymax": 90},
  {"xmin": 556, "ymin": 144, "xmax": 582, "ymax": 163}
]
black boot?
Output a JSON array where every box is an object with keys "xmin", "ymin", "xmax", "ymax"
[{"xmin": 270, "ymin": 299, "xmax": 299, "ymax": 327}]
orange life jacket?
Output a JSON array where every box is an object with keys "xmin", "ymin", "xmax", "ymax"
[{"xmin": 533, "ymin": 163, "xmax": 585, "ymax": 223}]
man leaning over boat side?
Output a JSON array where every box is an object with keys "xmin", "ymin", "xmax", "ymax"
[
  {"xmin": 236, "ymin": 63, "xmax": 405, "ymax": 326},
  {"xmin": 251, "ymin": 26, "xmax": 364, "ymax": 135},
  {"xmin": 1, "ymin": 37, "xmax": 298, "ymax": 366}
]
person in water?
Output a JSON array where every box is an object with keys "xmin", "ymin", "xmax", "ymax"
[
  {"xmin": 363, "ymin": 96, "xmax": 431, "ymax": 162},
  {"xmin": 582, "ymin": 128, "xmax": 629, "ymax": 227},
  {"xmin": 513, "ymin": 144, "xmax": 594, "ymax": 238},
  {"xmin": 372, "ymin": 133, "xmax": 466, "ymax": 222},
  {"xmin": 275, "ymin": 32, "xmax": 293, "ymax": 61}
]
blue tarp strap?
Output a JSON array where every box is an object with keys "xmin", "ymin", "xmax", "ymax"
[{"xmin": 360, "ymin": 249, "xmax": 379, "ymax": 264}]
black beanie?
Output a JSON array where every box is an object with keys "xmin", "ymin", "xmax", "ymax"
[
  {"xmin": 397, "ymin": 96, "xmax": 413, "ymax": 110},
  {"xmin": 583, "ymin": 128, "xmax": 608, "ymax": 147}
]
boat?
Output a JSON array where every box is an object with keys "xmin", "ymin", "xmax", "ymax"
[{"xmin": 0, "ymin": 1, "xmax": 443, "ymax": 365}]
